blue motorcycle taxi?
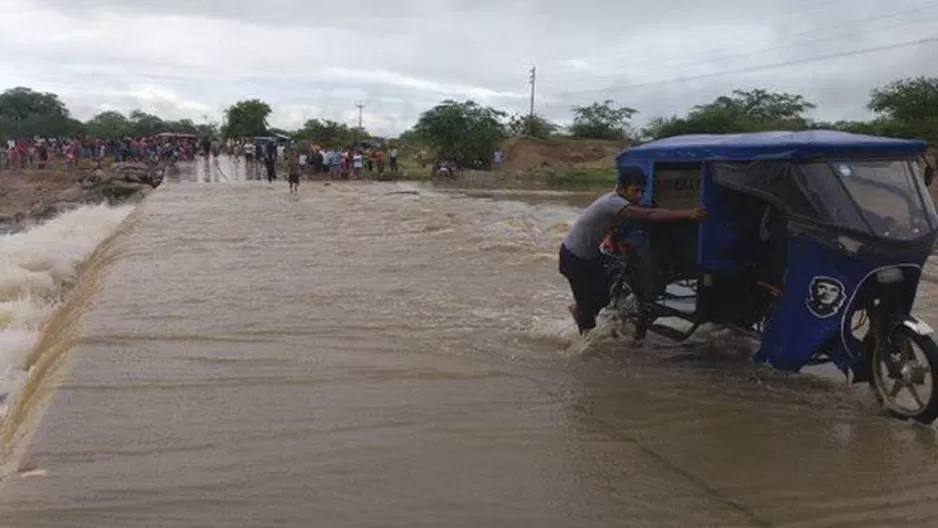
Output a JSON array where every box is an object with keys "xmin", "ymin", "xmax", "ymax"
[{"xmin": 605, "ymin": 130, "xmax": 938, "ymax": 423}]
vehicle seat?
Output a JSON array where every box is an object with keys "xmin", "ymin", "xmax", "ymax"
[{"xmin": 754, "ymin": 206, "xmax": 788, "ymax": 289}]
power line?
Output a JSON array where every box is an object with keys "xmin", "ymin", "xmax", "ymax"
[
  {"xmin": 354, "ymin": 102, "xmax": 364, "ymax": 143},
  {"xmin": 567, "ymin": 1, "xmax": 938, "ymax": 77},
  {"xmin": 479, "ymin": 1, "xmax": 938, "ymax": 95},
  {"xmin": 545, "ymin": 35, "xmax": 938, "ymax": 100},
  {"xmin": 569, "ymin": 2, "xmax": 938, "ymax": 86},
  {"xmin": 533, "ymin": 0, "xmax": 857, "ymax": 70}
]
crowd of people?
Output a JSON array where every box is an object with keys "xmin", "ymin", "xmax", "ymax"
[
  {"xmin": 296, "ymin": 145, "xmax": 400, "ymax": 179},
  {"xmin": 2, "ymin": 134, "xmax": 405, "ymax": 191},
  {"xmin": 2, "ymin": 134, "xmax": 201, "ymax": 171},
  {"xmin": 223, "ymin": 139, "xmax": 401, "ymax": 186}
]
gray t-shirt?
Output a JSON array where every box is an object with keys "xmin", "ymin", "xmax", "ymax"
[{"xmin": 561, "ymin": 192, "xmax": 631, "ymax": 259}]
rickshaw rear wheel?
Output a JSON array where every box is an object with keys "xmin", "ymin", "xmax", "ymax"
[{"xmin": 869, "ymin": 324, "xmax": 938, "ymax": 424}]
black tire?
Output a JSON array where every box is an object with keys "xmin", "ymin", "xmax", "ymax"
[{"xmin": 869, "ymin": 323, "xmax": 938, "ymax": 424}]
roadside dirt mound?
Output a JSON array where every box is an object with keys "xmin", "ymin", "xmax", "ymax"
[
  {"xmin": 0, "ymin": 163, "xmax": 158, "ymax": 227},
  {"xmin": 0, "ymin": 169, "xmax": 82, "ymax": 222},
  {"xmin": 500, "ymin": 136, "xmax": 629, "ymax": 171}
]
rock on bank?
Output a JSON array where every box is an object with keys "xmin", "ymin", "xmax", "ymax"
[{"xmin": 0, "ymin": 163, "xmax": 163, "ymax": 232}]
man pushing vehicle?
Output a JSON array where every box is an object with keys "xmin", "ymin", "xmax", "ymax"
[{"xmin": 559, "ymin": 166, "xmax": 706, "ymax": 335}]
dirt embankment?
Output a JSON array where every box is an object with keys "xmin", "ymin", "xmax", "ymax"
[
  {"xmin": 0, "ymin": 163, "xmax": 162, "ymax": 230},
  {"xmin": 0, "ymin": 169, "xmax": 83, "ymax": 223},
  {"xmin": 498, "ymin": 136, "xmax": 629, "ymax": 171}
]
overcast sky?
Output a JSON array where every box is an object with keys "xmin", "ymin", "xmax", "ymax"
[{"xmin": 1, "ymin": 0, "xmax": 936, "ymax": 136}]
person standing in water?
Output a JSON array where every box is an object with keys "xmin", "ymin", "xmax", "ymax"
[
  {"xmin": 264, "ymin": 141, "xmax": 277, "ymax": 183},
  {"xmin": 200, "ymin": 136, "xmax": 211, "ymax": 158},
  {"xmin": 287, "ymin": 149, "xmax": 300, "ymax": 193},
  {"xmin": 559, "ymin": 166, "xmax": 705, "ymax": 336}
]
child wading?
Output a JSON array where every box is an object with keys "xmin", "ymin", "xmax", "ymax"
[{"xmin": 288, "ymin": 150, "xmax": 300, "ymax": 193}]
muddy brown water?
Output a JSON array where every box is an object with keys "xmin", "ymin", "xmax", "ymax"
[{"xmin": 3, "ymin": 157, "xmax": 938, "ymax": 527}]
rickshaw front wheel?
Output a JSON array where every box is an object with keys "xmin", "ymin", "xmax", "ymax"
[{"xmin": 870, "ymin": 323, "xmax": 938, "ymax": 424}]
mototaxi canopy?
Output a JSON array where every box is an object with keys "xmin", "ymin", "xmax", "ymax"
[{"xmin": 616, "ymin": 130, "xmax": 928, "ymax": 165}]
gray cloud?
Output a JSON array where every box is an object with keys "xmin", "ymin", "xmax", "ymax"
[{"xmin": 2, "ymin": 0, "xmax": 936, "ymax": 136}]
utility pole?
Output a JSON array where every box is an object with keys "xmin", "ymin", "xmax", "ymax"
[
  {"xmin": 355, "ymin": 102, "xmax": 364, "ymax": 146},
  {"xmin": 528, "ymin": 66, "xmax": 536, "ymax": 135}
]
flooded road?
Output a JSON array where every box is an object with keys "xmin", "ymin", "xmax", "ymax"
[{"xmin": 3, "ymin": 158, "xmax": 938, "ymax": 526}]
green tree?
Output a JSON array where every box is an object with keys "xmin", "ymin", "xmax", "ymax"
[
  {"xmin": 507, "ymin": 113, "xmax": 559, "ymax": 139},
  {"xmin": 10, "ymin": 114, "xmax": 85, "ymax": 138},
  {"xmin": 196, "ymin": 122, "xmax": 219, "ymax": 138},
  {"xmin": 0, "ymin": 86, "xmax": 80, "ymax": 137},
  {"xmin": 86, "ymin": 111, "xmax": 132, "ymax": 138},
  {"xmin": 396, "ymin": 129, "xmax": 421, "ymax": 145},
  {"xmin": 294, "ymin": 118, "xmax": 362, "ymax": 147},
  {"xmin": 221, "ymin": 99, "xmax": 272, "ymax": 139},
  {"xmin": 395, "ymin": 128, "xmax": 430, "ymax": 162},
  {"xmin": 411, "ymin": 100, "xmax": 507, "ymax": 168},
  {"xmin": 569, "ymin": 100, "xmax": 637, "ymax": 140},
  {"xmin": 868, "ymin": 76, "xmax": 938, "ymax": 142},
  {"xmin": 351, "ymin": 127, "xmax": 368, "ymax": 143},
  {"xmin": 128, "ymin": 109, "xmax": 167, "ymax": 137},
  {"xmin": 727, "ymin": 88, "xmax": 815, "ymax": 123},
  {"xmin": 86, "ymin": 111, "xmax": 203, "ymax": 138},
  {"xmin": 165, "ymin": 118, "xmax": 199, "ymax": 135},
  {"xmin": 0, "ymin": 86, "xmax": 69, "ymax": 121},
  {"xmin": 642, "ymin": 89, "xmax": 816, "ymax": 140}
]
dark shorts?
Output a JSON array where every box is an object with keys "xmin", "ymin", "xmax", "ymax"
[
  {"xmin": 558, "ymin": 244, "xmax": 610, "ymax": 332},
  {"xmin": 288, "ymin": 174, "xmax": 300, "ymax": 183}
]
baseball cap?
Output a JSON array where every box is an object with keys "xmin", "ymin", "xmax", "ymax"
[{"xmin": 617, "ymin": 165, "xmax": 646, "ymax": 187}]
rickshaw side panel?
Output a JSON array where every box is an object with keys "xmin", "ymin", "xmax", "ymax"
[
  {"xmin": 645, "ymin": 162, "xmax": 702, "ymax": 277},
  {"xmin": 756, "ymin": 232, "xmax": 926, "ymax": 373}
]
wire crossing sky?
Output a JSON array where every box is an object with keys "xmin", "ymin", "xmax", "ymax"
[{"xmin": 0, "ymin": 0, "xmax": 935, "ymax": 135}]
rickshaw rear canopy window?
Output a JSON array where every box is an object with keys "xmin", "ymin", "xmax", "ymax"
[
  {"xmin": 712, "ymin": 159, "xmax": 938, "ymax": 241},
  {"xmin": 710, "ymin": 161, "xmax": 820, "ymax": 219},
  {"xmin": 802, "ymin": 160, "xmax": 938, "ymax": 241}
]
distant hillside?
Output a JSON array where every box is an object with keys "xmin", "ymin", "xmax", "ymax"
[{"xmin": 499, "ymin": 136, "xmax": 629, "ymax": 171}]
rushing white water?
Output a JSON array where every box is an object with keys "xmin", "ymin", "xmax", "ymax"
[{"xmin": 0, "ymin": 204, "xmax": 133, "ymax": 418}]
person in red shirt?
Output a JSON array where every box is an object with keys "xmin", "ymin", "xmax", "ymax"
[{"xmin": 375, "ymin": 149, "xmax": 384, "ymax": 174}]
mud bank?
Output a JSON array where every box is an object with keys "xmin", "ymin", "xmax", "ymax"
[{"xmin": 0, "ymin": 163, "xmax": 161, "ymax": 233}]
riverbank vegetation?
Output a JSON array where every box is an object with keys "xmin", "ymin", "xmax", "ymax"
[{"xmin": 1, "ymin": 75, "xmax": 936, "ymax": 187}]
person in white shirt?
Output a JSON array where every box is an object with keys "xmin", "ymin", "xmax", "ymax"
[
  {"xmin": 352, "ymin": 150, "xmax": 364, "ymax": 179},
  {"xmin": 389, "ymin": 147, "xmax": 399, "ymax": 172}
]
